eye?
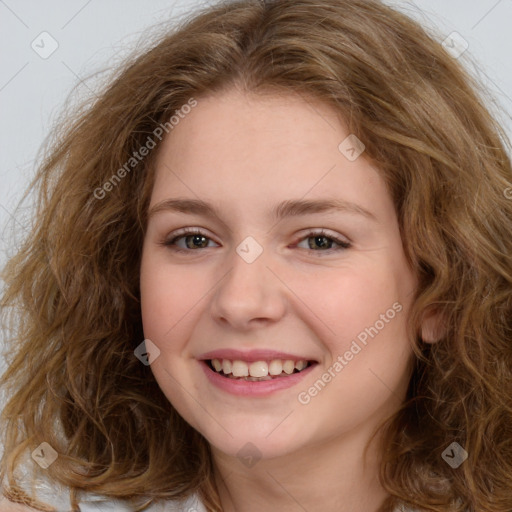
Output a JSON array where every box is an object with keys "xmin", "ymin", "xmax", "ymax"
[
  {"xmin": 162, "ymin": 228, "xmax": 218, "ymax": 252},
  {"xmin": 295, "ymin": 229, "xmax": 351, "ymax": 254},
  {"xmin": 161, "ymin": 228, "xmax": 351, "ymax": 254}
]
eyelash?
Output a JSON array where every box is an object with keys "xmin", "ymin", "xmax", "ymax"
[{"xmin": 161, "ymin": 228, "xmax": 351, "ymax": 255}]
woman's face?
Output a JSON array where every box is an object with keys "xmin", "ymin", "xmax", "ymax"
[{"xmin": 140, "ymin": 88, "xmax": 417, "ymax": 460}]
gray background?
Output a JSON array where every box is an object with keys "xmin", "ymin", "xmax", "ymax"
[{"xmin": 1, "ymin": 0, "xmax": 512, "ymax": 372}]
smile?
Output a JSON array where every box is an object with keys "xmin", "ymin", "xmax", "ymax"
[{"xmin": 207, "ymin": 358, "xmax": 313, "ymax": 381}]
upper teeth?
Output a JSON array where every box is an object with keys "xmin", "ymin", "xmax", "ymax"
[{"xmin": 211, "ymin": 359, "xmax": 308, "ymax": 378}]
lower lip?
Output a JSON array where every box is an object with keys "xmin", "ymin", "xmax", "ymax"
[{"xmin": 199, "ymin": 360, "xmax": 317, "ymax": 397}]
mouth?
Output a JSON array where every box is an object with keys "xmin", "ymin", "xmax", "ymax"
[{"xmin": 205, "ymin": 358, "xmax": 317, "ymax": 382}]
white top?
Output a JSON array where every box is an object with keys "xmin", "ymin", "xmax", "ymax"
[
  {"xmin": 77, "ymin": 493, "xmax": 207, "ymax": 511},
  {"xmin": 1, "ymin": 451, "xmax": 417, "ymax": 511},
  {"xmin": 1, "ymin": 482, "xmax": 419, "ymax": 512},
  {"xmin": 77, "ymin": 495, "xmax": 414, "ymax": 512},
  {"xmin": 3, "ymin": 486, "xmax": 417, "ymax": 512}
]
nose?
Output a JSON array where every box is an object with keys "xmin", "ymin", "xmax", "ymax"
[{"xmin": 210, "ymin": 244, "xmax": 287, "ymax": 331}]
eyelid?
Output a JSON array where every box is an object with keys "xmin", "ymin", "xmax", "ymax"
[
  {"xmin": 167, "ymin": 226, "xmax": 214, "ymax": 239},
  {"xmin": 293, "ymin": 228, "xmax": 352, "ymax": 254},
  {"xmin": 295, "ymin": 227, "xmax": 351, "ymax": 245},
  {"xmin": 162, "ymin": 227, "xmax": 219, "ymax": 247}
]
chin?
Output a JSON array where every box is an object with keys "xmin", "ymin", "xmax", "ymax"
[{"xmin": 198, "ymin": 420, "xmax": 311, "ymax": 463}]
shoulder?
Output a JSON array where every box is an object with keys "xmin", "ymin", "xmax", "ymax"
[
  {"xmin": 0, "ymin": 496, "xmax": 39, "ymax": 511},
  {"xmin": 78, "ymin": 492, "xmax": 206, "ymax": 512},
  {"xmin": 1, "ymin": 458, "xmax": 205, "ymax": 512},
  {"xmin": 0, "ymin": 493, "xmax": 207, "ymax": 512}
]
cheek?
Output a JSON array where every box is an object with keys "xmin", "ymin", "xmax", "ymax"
[
  {"xmin": 139, "ymin": 250, "xmax": 214, "ymax": 350},
  {"xmin": 296, "ymin": 267, "xmax": 412, "ymax": 426},
  {"xmin": 139, "ymin": 252, "xmax": 205, "ymax": 421},
  {"xmin": 286, "ymin": 262, "xmax": 406, "ymax": 349}
]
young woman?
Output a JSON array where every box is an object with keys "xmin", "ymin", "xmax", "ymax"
[{"xmin": 1, "ymin": 1, "xmax": 511, "ymax": 511}]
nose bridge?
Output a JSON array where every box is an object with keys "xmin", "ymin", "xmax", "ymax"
[
  {"xmin": 210, "ymin": 236, "xmax": 286, "ymax": 326},
  {"xmin": 223, "ymin": 237, "xmax": 271, "ymax": 300}
]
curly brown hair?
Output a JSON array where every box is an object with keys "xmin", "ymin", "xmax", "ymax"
[{"xmin": 1, "ymin": 0, "xmax": 511, "ymax": 511}]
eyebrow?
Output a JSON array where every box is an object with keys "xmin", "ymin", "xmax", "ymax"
[{"xmin": 148, "ymin": 198, "xmax": 377, "ymax": 223}]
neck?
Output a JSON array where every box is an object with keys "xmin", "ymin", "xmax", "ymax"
[{"xmin": 212, "ymin": 422, "xmax": 390, "ymax": 512}]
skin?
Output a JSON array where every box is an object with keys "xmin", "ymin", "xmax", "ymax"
[{"xmin": 139, "ymin": 87, "xmax": 423, "ymax": 512}]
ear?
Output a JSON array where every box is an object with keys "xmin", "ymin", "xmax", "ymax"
[{"xmin": 420, "ymin": 306, "xmax": 446, "ymax": 344}]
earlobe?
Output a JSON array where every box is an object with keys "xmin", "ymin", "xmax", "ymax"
[{"xmin": 420, "ymin": 307, "xmax": 446, "ymax": 344}]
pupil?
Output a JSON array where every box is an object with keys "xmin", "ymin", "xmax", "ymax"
[
  {"xmin": 310, "ymin": 236, "xmax": 331, "ymax": 250},
  {"xmin": 188, "ymin": 235, "xmax": 207, "ymax": 249}
]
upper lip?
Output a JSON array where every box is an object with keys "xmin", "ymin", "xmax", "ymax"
[{"xmin": 199, "ymin": 349, "xmax": 318, "ymax": 363}]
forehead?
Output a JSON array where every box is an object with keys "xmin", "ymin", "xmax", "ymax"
[
  {"xmin": 150, "ymin": 88, "xmax": 394, "ymax": 224},
  {"xmin": 157, "ymin": 89, "xmax": 347, "ymax": 174}
]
